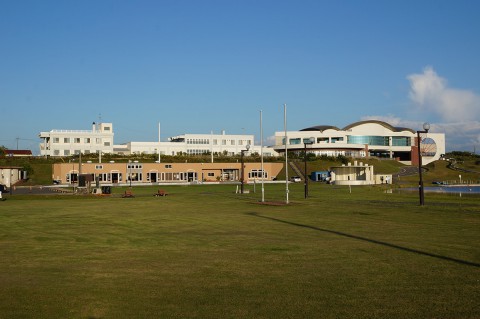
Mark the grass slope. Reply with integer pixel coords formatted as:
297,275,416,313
1,184,479,318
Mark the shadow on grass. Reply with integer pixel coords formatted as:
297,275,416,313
247,212,480,268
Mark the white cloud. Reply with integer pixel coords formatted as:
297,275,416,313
407,66,480,122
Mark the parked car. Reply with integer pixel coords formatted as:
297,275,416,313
290,176,302,182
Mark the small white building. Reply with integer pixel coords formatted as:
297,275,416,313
0,166,25,187
330,161,375,185
329,161,393,186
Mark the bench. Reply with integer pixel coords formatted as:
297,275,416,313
122,190,135,198
154,189,168,197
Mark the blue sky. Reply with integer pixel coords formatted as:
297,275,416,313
1,0,479,153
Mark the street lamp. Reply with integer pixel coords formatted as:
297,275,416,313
240,144,250,194
417,122,430,206
304,138,314,198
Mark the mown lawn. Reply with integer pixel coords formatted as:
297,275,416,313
0,183,479,318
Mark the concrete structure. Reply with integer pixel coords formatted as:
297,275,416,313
39,122,114,156
274,120,445,165
329,161,392,186
0,166,25,187
330,162,375,185
52,161,283,185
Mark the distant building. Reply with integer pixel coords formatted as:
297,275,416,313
39,122,114,157
4,149,33,157
114,132,278,157
40,123,278,157
274,120,445,165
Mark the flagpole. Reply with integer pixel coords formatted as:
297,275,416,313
284,104,289,204
260,110,265,202
158,122,161,163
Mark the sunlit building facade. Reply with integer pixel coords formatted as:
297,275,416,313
273,120,445,165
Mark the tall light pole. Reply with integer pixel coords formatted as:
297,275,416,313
260,110,265,202
417,123,430,206
284,104,289,204
240,144,250,194
304,138,314,198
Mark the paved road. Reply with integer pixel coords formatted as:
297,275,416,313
5,186,70,195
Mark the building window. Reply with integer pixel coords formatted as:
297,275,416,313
207,172,215,177
64,150,70,155
289,138,301,145
95,165,103,169
222,140,226,145
392,137,411,146
231,140,235,145
74,138,81,143
96,138,102,144
248,169,268,179
54,150,60,155
104,142,111,146
213,139,217,145
347,136,389,146
331,137,344,143
165,164,172,169
64,138,70,143
84,138,91,143
53,138,60,143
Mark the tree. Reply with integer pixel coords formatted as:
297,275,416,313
0,145,6,156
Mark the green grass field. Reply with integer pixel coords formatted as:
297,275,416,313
1,183,479,318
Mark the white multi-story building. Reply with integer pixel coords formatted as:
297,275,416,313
39,124,278,157
273,120,445,165
39,122,114,157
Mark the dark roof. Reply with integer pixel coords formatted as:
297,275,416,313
300,125,341,132
342,120,416,133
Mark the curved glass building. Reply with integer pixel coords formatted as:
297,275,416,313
273,120,445,165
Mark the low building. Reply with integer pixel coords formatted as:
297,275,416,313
330,162,375,185
4,150,33,157
274,120,445,165
329,161,392,186
0,166,26,187
52,161,283,185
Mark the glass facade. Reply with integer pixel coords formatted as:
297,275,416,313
347,136,389,146
392,137,411,146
